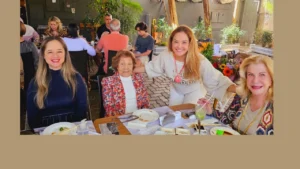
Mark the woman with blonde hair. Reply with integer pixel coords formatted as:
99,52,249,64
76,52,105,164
202,55,274,135
44,16,67,37
26,36,88,129
134,25,236,105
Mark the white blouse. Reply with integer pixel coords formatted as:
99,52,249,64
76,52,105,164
145,50,234,103
120,76,138,113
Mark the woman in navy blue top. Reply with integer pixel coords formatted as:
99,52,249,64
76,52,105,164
26,36,88,129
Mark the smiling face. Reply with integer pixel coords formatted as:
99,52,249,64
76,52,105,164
117,56,134,77
44,40,65,70
50,21,58,31
171,32,190,58
246,63,272,97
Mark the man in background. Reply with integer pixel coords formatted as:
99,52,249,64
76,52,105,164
96,13,112,39
96,19,128,74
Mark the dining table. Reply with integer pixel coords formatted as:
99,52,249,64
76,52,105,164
93,104,233,135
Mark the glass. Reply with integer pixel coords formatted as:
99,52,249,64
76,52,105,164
195,104,208,135
99,124,112,135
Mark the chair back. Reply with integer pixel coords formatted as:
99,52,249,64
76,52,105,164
96,75,110,118
69,50,88,84
21,52,36,92
107,50,118,76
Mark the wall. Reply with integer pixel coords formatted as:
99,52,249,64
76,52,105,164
27,0,236,43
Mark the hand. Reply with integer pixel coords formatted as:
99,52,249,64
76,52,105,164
197,98,213,114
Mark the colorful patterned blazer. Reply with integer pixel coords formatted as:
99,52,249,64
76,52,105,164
211,94,274,135
101,72,150,117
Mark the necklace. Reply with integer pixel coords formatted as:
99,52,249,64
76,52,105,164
236,99,266,135
173,56,185,83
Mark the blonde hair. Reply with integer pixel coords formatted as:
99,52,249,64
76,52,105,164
168,25,201,81
111,50,136,72
34,36,77,109
236,55,274,100
44,16,66,37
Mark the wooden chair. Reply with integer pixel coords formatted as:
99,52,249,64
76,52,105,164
69,50,89,85
97,75,109,118
20,52,36,92
107,50,118,76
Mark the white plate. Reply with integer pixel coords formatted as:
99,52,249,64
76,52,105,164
41,122,76,135
132,109,159,123
210,126,240,135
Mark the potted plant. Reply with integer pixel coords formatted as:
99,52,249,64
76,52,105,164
192,20,212,53
156,17,173,46
261,30,273,48
220,23,246,45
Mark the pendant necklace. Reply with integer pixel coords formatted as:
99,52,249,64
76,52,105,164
173,56,185,83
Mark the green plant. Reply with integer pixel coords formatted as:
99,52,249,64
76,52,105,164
201,43,214,62
84,0,143,41
253,28,263,44
220,24,246,44
264,0,273,14
156,17,173,43
262,30,273,48
192,20,212,40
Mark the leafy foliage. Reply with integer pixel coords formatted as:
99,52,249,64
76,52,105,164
192,20,212,40
220,24,246,44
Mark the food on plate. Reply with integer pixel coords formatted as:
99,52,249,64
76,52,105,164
223,131,233,135
51,127,70,135
175,127,191,135
160,127,176,135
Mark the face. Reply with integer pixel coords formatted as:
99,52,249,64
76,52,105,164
117,56,134,77
246,63,272,97
44,40,65,70
171,31,190,58
104,16,112,26
50,21,58,31
136,27,146,36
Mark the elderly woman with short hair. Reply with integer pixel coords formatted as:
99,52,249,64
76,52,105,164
101,50,149,117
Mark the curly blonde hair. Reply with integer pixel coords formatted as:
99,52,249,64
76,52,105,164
168,25,202,81
44,16,67,37
236,55,274,100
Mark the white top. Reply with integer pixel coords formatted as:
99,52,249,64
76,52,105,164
62,37,96,56
145,50,234,102
120,76,138,113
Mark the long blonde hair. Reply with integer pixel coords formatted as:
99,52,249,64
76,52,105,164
44,16,66,37
34,36,77,109
236,55,274,100
168,25,201,81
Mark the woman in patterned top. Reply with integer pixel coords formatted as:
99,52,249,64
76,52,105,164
101,50,149,117
202,55,274,135
44,16,67,38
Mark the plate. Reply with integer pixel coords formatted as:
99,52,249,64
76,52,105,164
210,126,240,135
41,122,76,135
132,109,159,123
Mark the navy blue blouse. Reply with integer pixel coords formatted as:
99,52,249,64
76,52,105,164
26,69,87,129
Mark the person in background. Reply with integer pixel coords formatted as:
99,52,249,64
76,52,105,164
26,36,88,129
20,21,39,70
96,13,112,39
134,25,236,106
44,16,67,38
101,50,149,117
202,55,274,135
62,23,96,57
96,19,129,74
20,18,40,43
134,22,154,65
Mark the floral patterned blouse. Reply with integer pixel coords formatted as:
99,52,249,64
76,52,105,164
101,72,150,117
